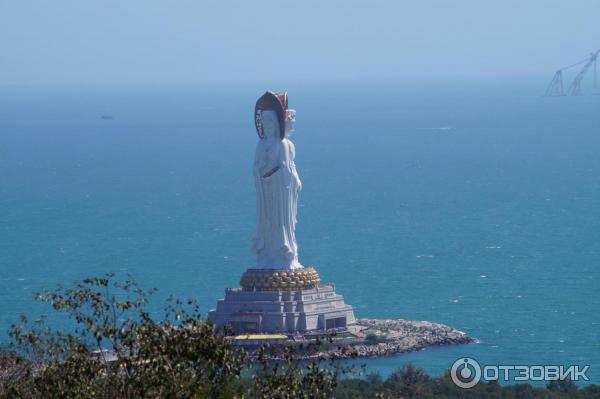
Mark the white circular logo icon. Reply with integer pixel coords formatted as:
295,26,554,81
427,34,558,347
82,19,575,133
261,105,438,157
451,357,482,388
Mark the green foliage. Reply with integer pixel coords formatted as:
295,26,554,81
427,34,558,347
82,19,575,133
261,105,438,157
1,274,598,398
364,333,381,346
335,365,600,399
547,377,578,394
0,274,340,398
251,349,337,399
383,363,431,397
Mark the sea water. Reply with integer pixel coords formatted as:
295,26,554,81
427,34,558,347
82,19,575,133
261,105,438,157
0,80,598,382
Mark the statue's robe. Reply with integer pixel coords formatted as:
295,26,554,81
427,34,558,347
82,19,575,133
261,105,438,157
252,137,302,270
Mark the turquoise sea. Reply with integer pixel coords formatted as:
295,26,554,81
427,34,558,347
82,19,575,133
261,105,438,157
1,80,598,382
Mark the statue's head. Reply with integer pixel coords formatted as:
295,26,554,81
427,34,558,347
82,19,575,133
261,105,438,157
255,91,291,139
261,110,280,139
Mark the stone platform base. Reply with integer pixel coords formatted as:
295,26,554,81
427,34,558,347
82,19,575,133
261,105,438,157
208,283,356,334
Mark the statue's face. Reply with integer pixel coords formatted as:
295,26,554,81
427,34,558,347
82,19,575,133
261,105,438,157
285,109,296,136
261,111,279,139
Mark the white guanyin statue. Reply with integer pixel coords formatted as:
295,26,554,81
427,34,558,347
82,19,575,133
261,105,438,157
251,91,303,270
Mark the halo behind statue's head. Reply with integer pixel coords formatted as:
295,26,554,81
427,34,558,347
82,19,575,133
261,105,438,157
255,91,288,139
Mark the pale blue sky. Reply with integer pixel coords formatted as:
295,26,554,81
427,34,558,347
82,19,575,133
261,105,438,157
1,0,599,85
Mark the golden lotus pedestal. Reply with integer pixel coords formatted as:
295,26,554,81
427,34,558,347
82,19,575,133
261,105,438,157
208,266,356,334
240,267,320,291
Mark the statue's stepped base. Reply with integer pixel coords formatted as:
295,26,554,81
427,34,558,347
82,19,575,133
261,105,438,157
208,283,356,334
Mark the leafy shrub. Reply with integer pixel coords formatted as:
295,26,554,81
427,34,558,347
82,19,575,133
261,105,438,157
1,274,598,398
364,333,381,346
0,274,338,398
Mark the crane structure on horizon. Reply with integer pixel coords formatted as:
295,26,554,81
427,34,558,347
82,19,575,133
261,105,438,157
545,49,599,96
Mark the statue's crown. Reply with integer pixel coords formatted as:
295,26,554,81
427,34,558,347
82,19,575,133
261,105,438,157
254,91,288,139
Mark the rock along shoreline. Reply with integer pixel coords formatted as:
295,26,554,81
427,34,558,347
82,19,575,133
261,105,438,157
331,319,477,359
292,319,476,360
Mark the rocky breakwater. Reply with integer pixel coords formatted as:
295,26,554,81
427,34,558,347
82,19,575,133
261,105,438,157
319,319,477,359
